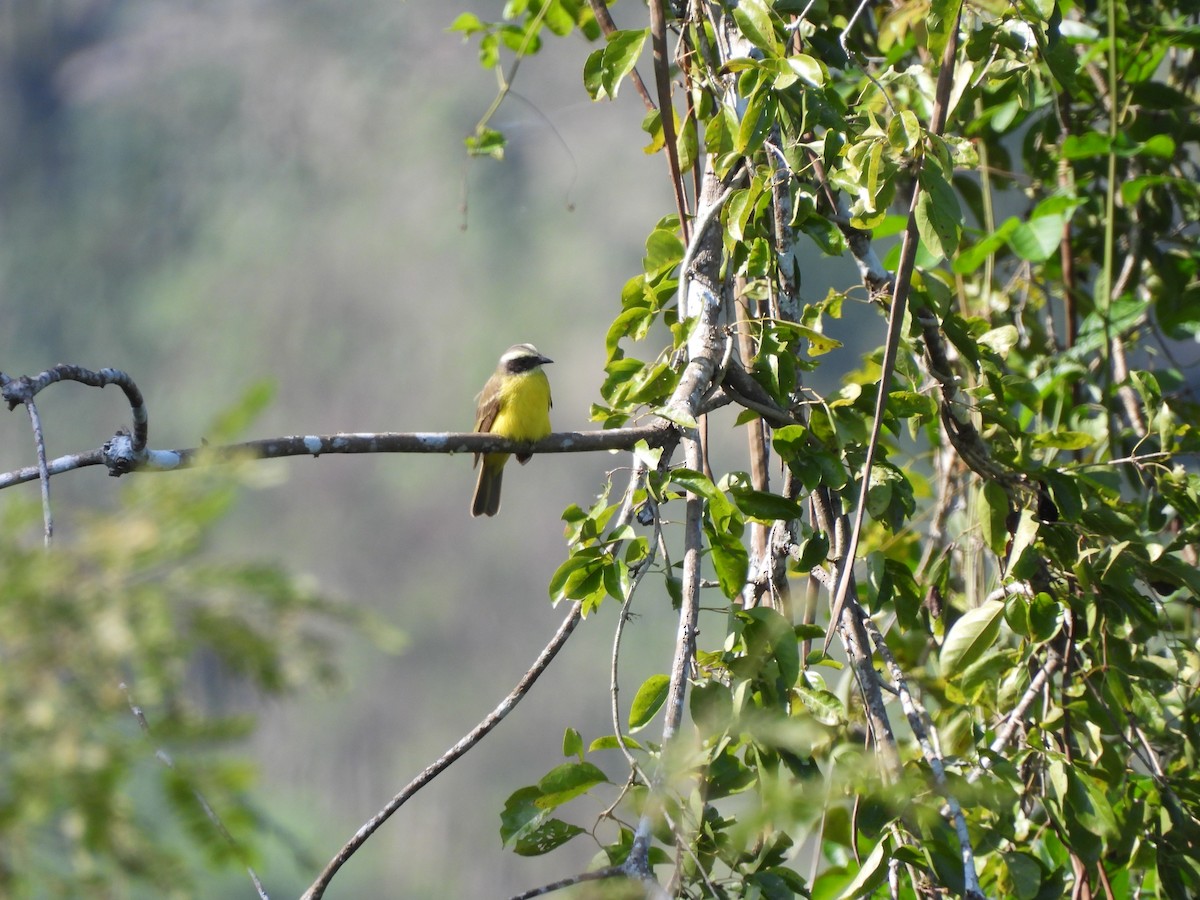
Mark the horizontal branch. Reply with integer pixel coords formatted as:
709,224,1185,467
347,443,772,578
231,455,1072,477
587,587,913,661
0,424,674,489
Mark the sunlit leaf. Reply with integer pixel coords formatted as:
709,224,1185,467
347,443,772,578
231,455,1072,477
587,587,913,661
629,674,670,730
940,599,1005,674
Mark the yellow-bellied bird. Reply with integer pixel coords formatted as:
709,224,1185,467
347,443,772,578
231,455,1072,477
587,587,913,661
471,343,553,517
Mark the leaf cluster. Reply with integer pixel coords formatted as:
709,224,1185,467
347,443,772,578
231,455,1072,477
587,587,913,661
0,395,377,896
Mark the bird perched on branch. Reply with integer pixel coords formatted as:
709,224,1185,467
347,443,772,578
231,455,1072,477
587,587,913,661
471,343,553,517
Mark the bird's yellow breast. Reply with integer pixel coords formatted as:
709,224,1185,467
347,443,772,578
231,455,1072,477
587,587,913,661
491,368,552,441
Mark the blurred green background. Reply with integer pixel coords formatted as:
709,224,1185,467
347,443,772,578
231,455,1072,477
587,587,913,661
0,1,682,896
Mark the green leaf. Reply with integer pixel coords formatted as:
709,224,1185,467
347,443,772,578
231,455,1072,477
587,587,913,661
952,217,1019,274
729,487,805,522
1007,508,1040,575
448,12,487,36
743,607,800,688
785,53,825,86
1060,131,1111,159
562,727,583,761
926,0,964,59
500,785,545,847
1002,851,1046,900
465,127,506,160
710,534,750,598
940,599,1005,675
1009,214,1065,262
672,470,743,535
1029,592,1062,642
644,227,684,276
979,481,1010,558
600,29,649,100
690,681,734,733
837,838,889,898
978,324,1019,355
510,818,586,856
915,165,962,261
547,548,606,604
736,86,776,156
794,531,830,569
887,109,922,153
732,0,782,57
1041,471,1082,524
588,734,643,753
536,761,609,809
795,683,844,726
1031,430,1094,451
629,673,670,730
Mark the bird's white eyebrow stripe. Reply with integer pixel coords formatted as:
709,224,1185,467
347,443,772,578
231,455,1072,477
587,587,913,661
501,345,538,363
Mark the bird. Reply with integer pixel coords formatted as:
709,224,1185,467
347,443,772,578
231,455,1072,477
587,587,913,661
470,343,553,517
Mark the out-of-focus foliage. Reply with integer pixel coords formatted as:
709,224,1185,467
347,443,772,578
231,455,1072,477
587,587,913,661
456,1,1200,898
0,388,372,897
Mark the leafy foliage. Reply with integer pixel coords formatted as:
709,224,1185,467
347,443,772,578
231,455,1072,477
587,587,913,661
460,1,1200,898
0,393,372,896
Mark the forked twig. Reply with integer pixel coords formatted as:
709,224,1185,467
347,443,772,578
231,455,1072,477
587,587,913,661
122,683,268,900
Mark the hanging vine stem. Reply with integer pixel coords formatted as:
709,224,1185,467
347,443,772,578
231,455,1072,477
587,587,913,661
824,9,964,655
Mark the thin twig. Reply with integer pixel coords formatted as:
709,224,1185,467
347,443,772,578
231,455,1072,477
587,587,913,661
122,683,268,900
507,865,630,900
649,0,691,245
611,460,658,776
301,602,584,900
22,397,53,545
969,648,1063,782
824,9,963,655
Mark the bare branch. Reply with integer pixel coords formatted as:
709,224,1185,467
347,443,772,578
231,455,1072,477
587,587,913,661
0,423,675,489
507,866,631,900
301,602,584,900
2,365,148,452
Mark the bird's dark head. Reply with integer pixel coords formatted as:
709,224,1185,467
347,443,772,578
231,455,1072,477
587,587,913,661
499,343,553,374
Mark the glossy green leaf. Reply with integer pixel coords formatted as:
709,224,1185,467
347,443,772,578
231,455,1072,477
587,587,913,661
915,165,962,260
732,0,782,57
629,674,670,730
940,599,1005,675
710,532,750,598
599,29,648,100
510,818,586,856
562,727,583,761
980,482,1010,558
536,761,609,809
